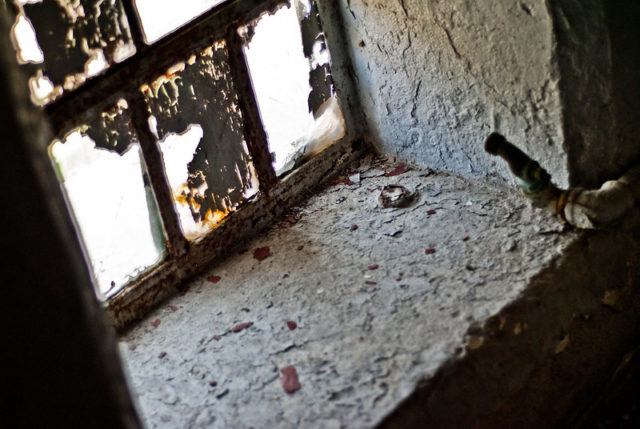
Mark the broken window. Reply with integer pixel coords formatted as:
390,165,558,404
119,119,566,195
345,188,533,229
142,42,259,240
50,100,166,297
8,0,346,302
242,1,344,175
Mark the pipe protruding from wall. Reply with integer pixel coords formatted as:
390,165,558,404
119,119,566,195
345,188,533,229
485,133,639,229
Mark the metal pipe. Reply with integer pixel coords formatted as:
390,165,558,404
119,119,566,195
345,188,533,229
484,133,639,229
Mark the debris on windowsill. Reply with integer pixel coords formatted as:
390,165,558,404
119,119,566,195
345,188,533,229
280,365,301,394
253,247,271,261
379,185,417,208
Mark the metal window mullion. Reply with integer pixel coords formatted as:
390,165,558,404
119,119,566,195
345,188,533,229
226,28,277,192
129,93,189,257
120,0,147,48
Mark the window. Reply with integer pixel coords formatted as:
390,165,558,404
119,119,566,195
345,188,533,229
8,0,346,306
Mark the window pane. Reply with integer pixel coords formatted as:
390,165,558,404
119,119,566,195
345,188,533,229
50,100,166,298
10,0,136,106
142,41,259,240
241,1,345,175
133,0,226,44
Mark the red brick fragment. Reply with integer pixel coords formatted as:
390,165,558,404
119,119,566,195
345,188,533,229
368,264,379,270
385,164,408,177
350,225,359,231
280,365,301,394
253,247,271,261
168,305,178,312
152,319,161,328
158,351,167,359
286,321,297,330
365,280,377,285
207,275,221,284
231,322,253,333
208,381,218,387
427,209,437,215
425,248,436,255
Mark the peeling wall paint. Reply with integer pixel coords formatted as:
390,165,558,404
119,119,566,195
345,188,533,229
338,0,568,187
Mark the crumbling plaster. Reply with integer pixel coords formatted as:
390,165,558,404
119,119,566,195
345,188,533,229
337,0,568,187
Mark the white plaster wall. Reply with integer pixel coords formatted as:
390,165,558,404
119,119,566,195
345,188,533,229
338,0,569,187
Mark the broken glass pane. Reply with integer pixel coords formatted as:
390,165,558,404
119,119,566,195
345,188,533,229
133,0,226,44
241,1,345,175
10,0,136,106
49,100,166,298
142,41,259,240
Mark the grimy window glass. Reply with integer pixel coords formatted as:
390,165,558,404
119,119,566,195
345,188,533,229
7,0,344,300
142,41,259,240
10,0,136,105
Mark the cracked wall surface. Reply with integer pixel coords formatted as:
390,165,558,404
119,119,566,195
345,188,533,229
337,0,568,187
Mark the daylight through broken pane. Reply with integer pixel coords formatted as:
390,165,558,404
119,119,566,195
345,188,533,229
10,0,136,106
49,101,166,298
133,0,227,44
142,42,259,240
242,1,345,175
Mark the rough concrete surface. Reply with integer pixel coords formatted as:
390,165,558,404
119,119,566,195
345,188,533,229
121,156,584,428
337,0,568,187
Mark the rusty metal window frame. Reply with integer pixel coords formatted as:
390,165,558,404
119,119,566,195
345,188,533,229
7,0,350,327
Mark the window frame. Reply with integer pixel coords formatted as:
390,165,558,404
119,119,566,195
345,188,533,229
7,0,361,328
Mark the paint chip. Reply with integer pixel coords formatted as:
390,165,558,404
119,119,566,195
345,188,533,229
253,247,271,261
330,177,355,186
350,225,359,231
158,351,167,359
385,164,408,177
427,209,437,215
207,275,221,283
208,381,218,387
286,321,297,330
231,322,253,333
168,305,178,312
152,319,161,328
425,248,436,255
280,365,301,394
365,280,377,285
368,264,379,270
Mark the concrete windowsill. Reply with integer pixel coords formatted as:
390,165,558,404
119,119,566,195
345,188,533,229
120,155,639,428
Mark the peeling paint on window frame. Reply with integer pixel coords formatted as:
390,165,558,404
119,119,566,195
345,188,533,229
5,0,361,330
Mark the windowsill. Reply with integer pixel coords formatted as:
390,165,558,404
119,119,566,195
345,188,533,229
119,155,637,427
